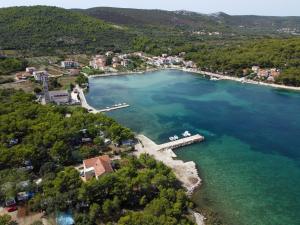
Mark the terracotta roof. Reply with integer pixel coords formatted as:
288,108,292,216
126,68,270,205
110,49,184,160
83,155,113,178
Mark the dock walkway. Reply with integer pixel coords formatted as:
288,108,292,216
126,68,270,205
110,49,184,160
137,134,204,153
76,85,130,113
158,134,204,151
98,104,130,112
135,134,204,195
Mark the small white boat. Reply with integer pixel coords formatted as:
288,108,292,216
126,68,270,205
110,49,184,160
169,137,175,141
182,131,191,137
210,77,219,81
174,135,179,140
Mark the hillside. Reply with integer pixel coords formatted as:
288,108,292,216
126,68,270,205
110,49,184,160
75,7,221,31
0,6,136,55
77,7,300,36
0,6,299,56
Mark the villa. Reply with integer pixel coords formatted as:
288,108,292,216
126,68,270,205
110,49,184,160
48,90,70,105
252,66,260,73
90,55,107,70
82,155,113,181
121,59,130,67
105,51,114,57
33,71,48,82
25,67,36,74
61,60,79,69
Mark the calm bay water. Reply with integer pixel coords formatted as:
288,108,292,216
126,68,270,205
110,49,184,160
85,70,300,225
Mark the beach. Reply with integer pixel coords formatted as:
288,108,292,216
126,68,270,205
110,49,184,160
182,68,300,91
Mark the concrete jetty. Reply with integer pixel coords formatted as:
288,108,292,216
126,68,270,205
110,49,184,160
135,134,204,195
76,85,130,113
98,104,130,112
158,134,204,151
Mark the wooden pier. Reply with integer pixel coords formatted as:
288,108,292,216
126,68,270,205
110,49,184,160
158,134,204,151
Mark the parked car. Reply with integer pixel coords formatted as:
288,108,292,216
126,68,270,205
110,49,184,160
5,198,17,212
6,205,17,212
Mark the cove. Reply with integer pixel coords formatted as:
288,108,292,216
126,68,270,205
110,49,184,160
85,70,300,225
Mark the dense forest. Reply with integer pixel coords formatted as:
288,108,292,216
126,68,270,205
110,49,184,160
0,89,133,169
77,7,300,36
0,6,135,55
183,38,299,71
1,6,300,56
29,155,194,225
181,38,300,86
0,89,194,225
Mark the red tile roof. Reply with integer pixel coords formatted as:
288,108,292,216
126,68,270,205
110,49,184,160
83,155,113,178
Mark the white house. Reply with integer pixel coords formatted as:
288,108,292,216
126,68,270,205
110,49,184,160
61,61,79,69
49,90,70,105
33,71,48,82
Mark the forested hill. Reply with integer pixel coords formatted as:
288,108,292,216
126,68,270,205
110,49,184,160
0,6,135,55
1,6,300,56
74,7,221,31
77,7,300,35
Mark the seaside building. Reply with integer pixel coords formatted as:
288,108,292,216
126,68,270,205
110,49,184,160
184,61,196,68
48,90,70,105
270,68,281,77
83,155,113,181
61,61,79,69
257,69,270,78
33,71,48,82
121,59,130,67
112,56,120,64
252,66,260,73
89,55,107,70
105,51,114,57
112,63,120,68
25,67,36,74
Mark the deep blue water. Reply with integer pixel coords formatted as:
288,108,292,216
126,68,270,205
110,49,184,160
86,70,300,225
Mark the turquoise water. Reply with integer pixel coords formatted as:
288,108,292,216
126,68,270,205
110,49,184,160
56,211,74,225
86,70,300,225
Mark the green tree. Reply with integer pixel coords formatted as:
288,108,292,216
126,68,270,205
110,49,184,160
89,203,101,222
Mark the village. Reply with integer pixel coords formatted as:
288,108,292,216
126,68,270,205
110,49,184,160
9,50,283,107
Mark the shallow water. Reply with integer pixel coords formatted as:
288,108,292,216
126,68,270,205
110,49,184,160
86,70,300,225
